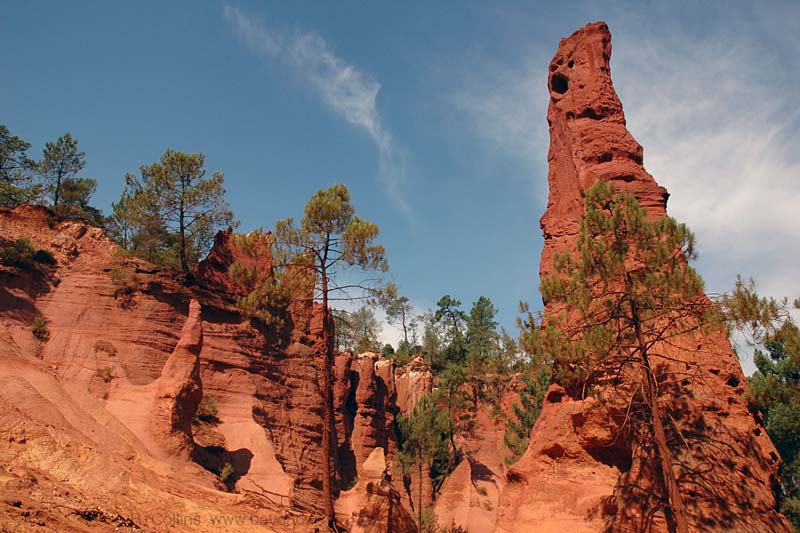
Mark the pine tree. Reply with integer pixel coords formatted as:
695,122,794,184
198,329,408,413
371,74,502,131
0,124,41,207
465,295,499,398
466,296,498,359
541,181,715,533
38,132,85,207
434,295,467,364
111,150,234,274
385,289,415,355
397,395,450,529
503,367,550,463
346,305,382,353
232,184,387,528
722,279,800,529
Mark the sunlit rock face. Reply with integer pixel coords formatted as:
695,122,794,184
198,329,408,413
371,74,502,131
495,21,791,533
0,206,425,529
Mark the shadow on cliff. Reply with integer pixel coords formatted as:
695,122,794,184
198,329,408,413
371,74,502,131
193,443,254,492
596,358,786,532
0,259,57,324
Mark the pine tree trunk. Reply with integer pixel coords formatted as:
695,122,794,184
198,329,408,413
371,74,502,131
402,311,409,350
178,183,189,275
418,460,423,529
631,298,690,533
321,261,335,528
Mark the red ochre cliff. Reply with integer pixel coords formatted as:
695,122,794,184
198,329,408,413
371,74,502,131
495,21,791,533
0,205,416,532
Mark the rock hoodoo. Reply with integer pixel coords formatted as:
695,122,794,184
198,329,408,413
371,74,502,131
151,298,204,458
495,21,791,533
335,447,417,533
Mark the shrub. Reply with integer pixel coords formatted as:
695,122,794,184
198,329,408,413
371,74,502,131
1,239,56,269
110,265,139,308
195,395,219,423
98,365,114,383
219,462,235,483
476,485,488,497
31,317,49,342
94,340,117,357
1,238,36,268
32,249,56,265
110,265,137,292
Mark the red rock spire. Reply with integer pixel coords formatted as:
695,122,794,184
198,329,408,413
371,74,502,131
495,21,792,533
540,21,668,281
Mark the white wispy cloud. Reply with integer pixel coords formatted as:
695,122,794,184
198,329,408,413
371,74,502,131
458,24,799,302
456,52,551,183
613,35,800,301
222,4,410,215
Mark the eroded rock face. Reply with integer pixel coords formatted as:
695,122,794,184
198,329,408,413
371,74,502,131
336,352,399,483
0,208,429,528
394,355,433,414
496,21,791,533
335,447,418,533
151,298,204,457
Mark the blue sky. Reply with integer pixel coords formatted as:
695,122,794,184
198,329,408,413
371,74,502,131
3,1,798,372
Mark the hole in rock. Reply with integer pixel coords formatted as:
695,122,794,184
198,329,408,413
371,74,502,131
598,152,612,163
578,107,601,120
551,73,569,94
587,442,632,473
568,60,574,68
542,443,565,459
726,375,740,388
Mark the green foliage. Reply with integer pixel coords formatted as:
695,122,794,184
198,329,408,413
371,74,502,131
1,238,58,270
38,132,86,207
110,150,235,274
540,180,712,397
420,312,444,366
434,295,468,366
219,461,235,483
31,316,49,342
393,351,413,367
397,395,452,527
229,229,301,329
0,124,41,208
195,395,220,423
504,367,551,464
110,265,139,298
384,286,418,354
233,184,387,328
466,296,498,362
432,362,476,468
381,343,395,358
338,305,382,353
540,181,712,530
1,238,36,268
234,184,387,524
53,177,103,225
439,520,468,533
31,249,55,265
464,296,501,400
98,365,115,383
723,280,800,530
